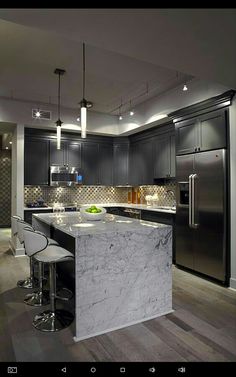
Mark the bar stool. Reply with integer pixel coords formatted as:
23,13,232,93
23,228,74,332
16,219,38,289
16,219,58,291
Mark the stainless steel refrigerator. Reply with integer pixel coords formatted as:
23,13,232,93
176,149,228,283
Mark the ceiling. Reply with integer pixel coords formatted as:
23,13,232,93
0,9,235,117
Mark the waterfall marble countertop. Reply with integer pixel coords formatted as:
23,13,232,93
32,212,173,342
32,211,170,237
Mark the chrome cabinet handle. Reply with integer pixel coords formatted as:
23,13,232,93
188,174,193,228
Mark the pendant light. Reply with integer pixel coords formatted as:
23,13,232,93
79,42,92,139
54,68,65,150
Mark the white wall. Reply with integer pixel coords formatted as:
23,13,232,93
10,124,25,256
229,99,236,289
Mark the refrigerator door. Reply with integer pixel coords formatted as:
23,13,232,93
193,149,226,281
176,155,194,269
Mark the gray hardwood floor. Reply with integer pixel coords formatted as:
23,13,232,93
0,229,236,362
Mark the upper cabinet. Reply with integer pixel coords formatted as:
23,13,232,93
113,143,129,186
24,138,49,185
81,141,113,185
129,138,154,186
175,118,198,155
153,133,175,178
50,140,66,165
198,110,227,151
175,109,227,155
49,140,81,167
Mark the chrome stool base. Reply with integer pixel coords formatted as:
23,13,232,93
17,277,38,289
33,309,74,332
24,290,50,306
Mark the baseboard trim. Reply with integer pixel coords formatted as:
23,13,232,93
9,239,25,257
230,278,236,290
73,308,174,342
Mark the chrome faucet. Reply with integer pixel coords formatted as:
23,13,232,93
164,189,176,208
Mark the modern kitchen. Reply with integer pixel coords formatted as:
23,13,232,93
0,8,236,370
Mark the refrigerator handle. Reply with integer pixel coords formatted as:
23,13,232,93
188,174,193,228
192,174,198,228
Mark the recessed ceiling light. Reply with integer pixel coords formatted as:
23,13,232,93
183,84,188,91
6,147,9,150
9,141,12,144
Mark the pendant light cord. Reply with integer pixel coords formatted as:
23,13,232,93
83,42,85,99
58,72,61,120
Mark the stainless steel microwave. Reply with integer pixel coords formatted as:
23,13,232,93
49,165,83,186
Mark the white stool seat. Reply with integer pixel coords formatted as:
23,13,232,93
34,245,74,264
48,237,59,246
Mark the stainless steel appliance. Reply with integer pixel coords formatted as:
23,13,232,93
176,149,227,283
50,165,83,186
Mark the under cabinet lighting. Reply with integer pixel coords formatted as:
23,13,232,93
183,84,188,91
130,110,134,116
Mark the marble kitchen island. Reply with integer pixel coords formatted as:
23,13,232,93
32,212,173,342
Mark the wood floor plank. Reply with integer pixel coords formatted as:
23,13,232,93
0,233,236,362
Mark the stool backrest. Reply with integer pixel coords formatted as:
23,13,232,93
11,215,22,236
23,228,48,257
17,220,32,244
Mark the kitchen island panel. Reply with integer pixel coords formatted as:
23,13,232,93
75,226,172,341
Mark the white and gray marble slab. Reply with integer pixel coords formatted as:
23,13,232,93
33,212,173,342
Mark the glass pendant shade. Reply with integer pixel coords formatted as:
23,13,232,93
56,119,62,150
81,105,87,139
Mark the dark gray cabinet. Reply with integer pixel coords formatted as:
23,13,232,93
199,110,226,151
50,141,81,167
67,142,81,167
113,144,129,186
129,139,154,186
81,142,99,185
24,209,53,225
81,142,113,185
175,118,198,155
24,139,49,185
154,133,175,178
99,143,113,185
175,109,227,155
50,140,66,165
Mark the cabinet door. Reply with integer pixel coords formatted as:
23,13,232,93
154,135,170,178
81,142,99,185
170,134,176,178
99,143,113,185
138,139,153,184
24,139,49,185
175,118,198,155
113,144,129,186
199,109,226,152
67,142,81,167
50,140,66,165
129,143,140,186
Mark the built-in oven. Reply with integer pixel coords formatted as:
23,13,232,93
50,165,83,187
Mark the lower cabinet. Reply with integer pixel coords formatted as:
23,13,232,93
24,209,53,225
141,210,176,263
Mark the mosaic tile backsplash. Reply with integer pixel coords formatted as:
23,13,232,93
24,182,176,207
0,150,11,226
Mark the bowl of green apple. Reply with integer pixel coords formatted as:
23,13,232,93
80,205,107,221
